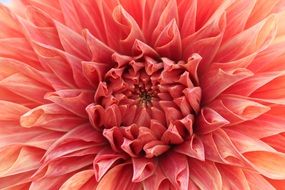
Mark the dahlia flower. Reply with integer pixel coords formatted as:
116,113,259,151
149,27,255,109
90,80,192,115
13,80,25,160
1,0,285,189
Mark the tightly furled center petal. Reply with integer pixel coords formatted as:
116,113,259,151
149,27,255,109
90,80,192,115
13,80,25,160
87,50,202,158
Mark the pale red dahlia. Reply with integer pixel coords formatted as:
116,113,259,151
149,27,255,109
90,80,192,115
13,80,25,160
1,0,285,189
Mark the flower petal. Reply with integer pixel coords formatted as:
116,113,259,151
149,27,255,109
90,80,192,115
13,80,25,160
97,164,142,190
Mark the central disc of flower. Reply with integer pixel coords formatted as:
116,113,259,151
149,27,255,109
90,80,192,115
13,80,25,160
89,53,202,158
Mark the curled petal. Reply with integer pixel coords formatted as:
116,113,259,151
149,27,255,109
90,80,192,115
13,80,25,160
155,19,182,60
197,107,229,134
175,135,205,161
132,158,157,182
183,87,201,113
144,0,178,41
93,148,126,181
161,123,184,144
160,152,189,190
103,127,124,152
143,141,169,158
112,5,144,52
132,39,159,59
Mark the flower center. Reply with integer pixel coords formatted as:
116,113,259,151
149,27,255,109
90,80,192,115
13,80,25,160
139,91,152,104
88,53,202,158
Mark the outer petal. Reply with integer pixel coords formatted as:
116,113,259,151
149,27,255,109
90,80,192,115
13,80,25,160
132,157,157,182
188,159,222,190
59,170,96,190
160,152,189,190
97,164,142,190
45,89,93,118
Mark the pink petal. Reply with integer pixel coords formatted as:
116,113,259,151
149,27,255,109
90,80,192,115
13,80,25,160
97,164,142,190
0,73,51,104
216,14,277,62
197,107,229,134
54,20,91,60
0,100,29,121
202,68,253,104
243,151,285,179
0,146,44,177
20,103,85,131
93,148,126,181
0,5,23,38
175,135,205,161
45,89,93,118
132,157,156,182
154,19,182,60
32,155,94,179
59,170,96,190
178,0,197,38
160,152,189,190
217,164,250,190
243,171,275,190
188,159,222,190
209,95,270,125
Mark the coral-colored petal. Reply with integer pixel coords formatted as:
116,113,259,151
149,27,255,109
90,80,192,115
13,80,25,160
243,171,275,190
243,151,285,179
30,173,74,190
160,152,189,190
217,164,250,190
0,73,51,104
59,170,96,190
197,107,229,134
45,89,93,118
175,135,205,161
54,21,91,60
0,100,29,121
155,19,181,60
188,159,222,190
132,157,156,182
93,148,126,181
97,164,142,190
217,15,277,62
0,146,44,177
202,68,253,104
209,95,270,125
20,103,85,131
0,5,23,38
